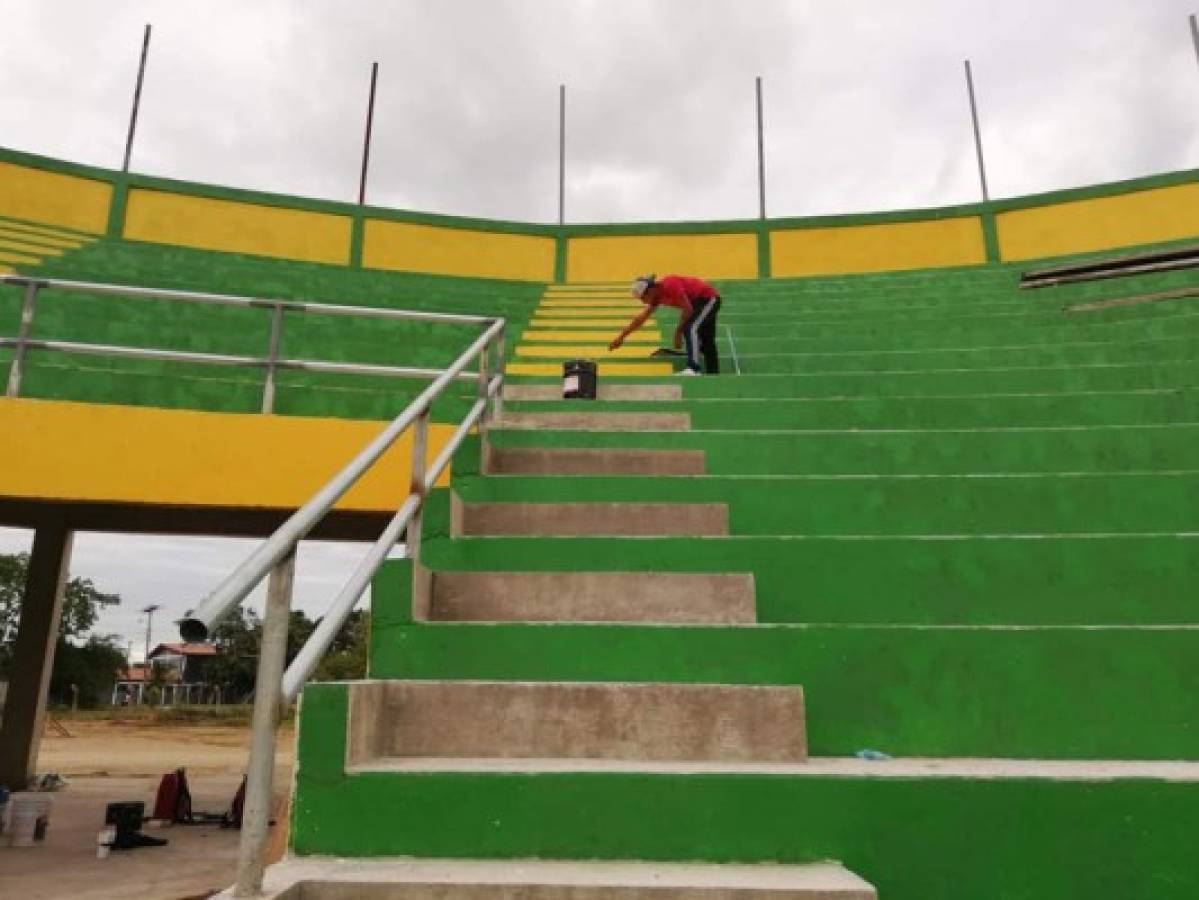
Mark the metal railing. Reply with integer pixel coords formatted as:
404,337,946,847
2,273,507,895
1,274,495,408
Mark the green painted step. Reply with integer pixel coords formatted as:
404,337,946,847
449,472,1199,536
417,533,1199,626
486,423,1199,475
506,390,1199,429
295,688,1199,898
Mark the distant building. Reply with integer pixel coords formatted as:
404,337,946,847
111,643,221,706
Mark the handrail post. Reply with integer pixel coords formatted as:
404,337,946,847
476,341,491,458
491,325,507,423
6,282,41,398
233,548,296,897
407,409,430,565
261,304,285,414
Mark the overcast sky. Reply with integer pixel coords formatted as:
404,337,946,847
4,0,1199,654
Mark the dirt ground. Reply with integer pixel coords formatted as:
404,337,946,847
0,719,295,900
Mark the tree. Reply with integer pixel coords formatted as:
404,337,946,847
314,611,369,682
0,552,121,678
50,635,128,708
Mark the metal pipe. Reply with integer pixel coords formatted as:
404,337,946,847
233,550,295,897
5,282,39,397
260,304,284,414
725,324,742,375
179,318,504,642
0,337,483,383
0,274,497,326
1191,15,1199,71
358,62,379,206
558,84,566,226
490,329,507,423
964,59,991,202
122,24,151,173
280,393,491,701
756,76,767,219
280,493,420,702
406,409,430,565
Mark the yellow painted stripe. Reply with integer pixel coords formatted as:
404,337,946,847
0,226,88,248
522,330,661,343
0,265,13,275
543,290,634,298
532,318,659,328
508,361,674,377
0,397,455,510
517,345,661,359
529,308,645,318
0,251,42,265
0,161,111,233
0,217,94,240
541,299,643,308
0,237,63,257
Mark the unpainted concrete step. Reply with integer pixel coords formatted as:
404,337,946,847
487,446,706,476
250,859,875,899
427,571,756,623
499,410,691,431
347,680,807,765
503,383,683,401
452,499,729,537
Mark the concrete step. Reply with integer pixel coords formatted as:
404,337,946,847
426,571,756,623
250,859,876,899
499,411,690,431
487,446,706,476
346,680,807,765
503,383,682,401
452,498,729,537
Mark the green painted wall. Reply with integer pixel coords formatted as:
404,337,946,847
292,683,1199,899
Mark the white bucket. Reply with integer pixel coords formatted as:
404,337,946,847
8,794,52,847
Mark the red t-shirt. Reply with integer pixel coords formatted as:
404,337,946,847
650,275,719,315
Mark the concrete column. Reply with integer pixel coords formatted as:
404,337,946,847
0,521,74,789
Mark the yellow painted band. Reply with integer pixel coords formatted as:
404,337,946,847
0,227,87,249
516,344,660,359
0,251,42,265
528,308,648,318
0,218,95,241
997,183,1199,261
124,189,352,265
566,232,758,282
508,361,674,377
532,318,659,328
521,330,661,342
0,237,62,256
0,161,112,234
770,216,987,277
0,398,454,511
364,219,554,281
541,299,645,308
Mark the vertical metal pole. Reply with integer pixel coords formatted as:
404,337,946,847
558,84,566,226
407,412,430,565
122,24,152,173
475,345,491,460
358,62,379,206
756,76,767,219
6,282,40,398
233,549,296,898
491,326,507,423
964,60,991,202
261,304,284,414
725,325,742,376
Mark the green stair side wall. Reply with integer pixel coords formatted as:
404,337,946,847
292,682,1199,900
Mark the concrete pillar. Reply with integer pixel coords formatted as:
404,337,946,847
0,521,74,789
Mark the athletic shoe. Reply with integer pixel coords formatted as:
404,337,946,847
675,368,701,376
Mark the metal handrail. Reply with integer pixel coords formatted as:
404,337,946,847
1,274,494,406
179,316,505,644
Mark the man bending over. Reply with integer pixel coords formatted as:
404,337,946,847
608,273,722,375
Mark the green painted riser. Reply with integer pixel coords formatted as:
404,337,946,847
508,391,1199,429
488,424,1199,475
450,472,1199,536
292,685,1199,900
17,362,474,421
366,612,1199,759
719,311,1199,353
737,335,1199,373
417,534,1199,626
513,362,1199,397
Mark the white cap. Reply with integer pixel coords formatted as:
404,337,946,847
630,274,655,298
